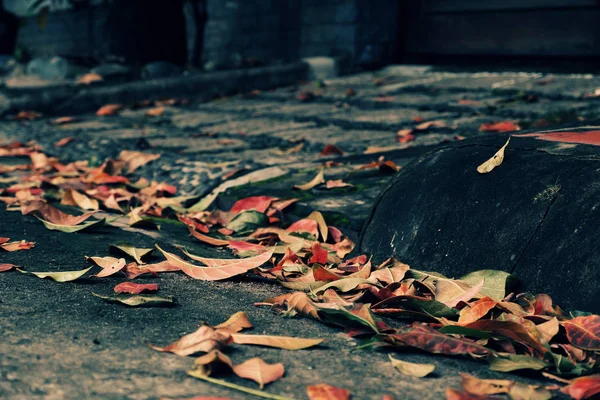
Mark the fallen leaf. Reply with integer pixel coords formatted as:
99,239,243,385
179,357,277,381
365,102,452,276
37,216,105,233
476,136,510,174
325,179,353,189
114,282,159,294
145,106,165,117
256,292,320,319
214,311,253,333
226,210,269,233
97,104,122,116
77,72,103,84
93,293,174,307
0,240,35,252
460,373,512,395
51,116,75,125
231,333,324,350
487,354,549,372
22,201,98,226
388,354,435,377
445,388,489,400
321,144,344,156
307,211,328,242
118,150,161,173
92,257,127,278
287,218,319,237
415,120,445,130
460,270,513,300
156,245,273,281
310,242,329,265
188,227,229,247
294,169,325,191
17,267,92,282
464,320,548,356
230,195,274,214
561,375,600,399
62,189,99,210
231,358,285,389
12,111,41,121
0,263,17,272
562,315,600,350
307,384,350,400
149,324,232,356
54,137,75,147
479,121,520,132
110,242,154,264
458,297,497,325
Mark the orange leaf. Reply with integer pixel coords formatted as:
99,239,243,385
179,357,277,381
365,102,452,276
188,226,229,246
114,282,158,294
91,257,127,278
325,179,353,189
0,240,35,252
256,291,320,320
230,333,324,350
479,121,520,132
287,218,319,237
415,120,445,130
12,111,41,120
310,242,328,264
307,384,350,400
145,106,165,117
156,245,273,280
458,297,497,325
464,320,548,356
213,311,253,333
54,137,75,147
51,116,75,125
562,315,600,350
77,72,103,85
445,388,490,400
96,104,122,116
561,375,600,399
232,358,284,389
21,201,98,226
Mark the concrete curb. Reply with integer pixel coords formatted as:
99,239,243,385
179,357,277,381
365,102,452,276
0,62,308,116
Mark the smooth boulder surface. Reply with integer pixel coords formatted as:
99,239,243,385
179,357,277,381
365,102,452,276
360,127,600,312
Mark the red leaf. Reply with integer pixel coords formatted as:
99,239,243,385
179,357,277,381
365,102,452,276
96,104,122,116
230,196,274,214
479,121,520,132
54,137,75,147
561,375,600,399
188,226,229,247
321,144,344,156
0,263,17,272
562,315,600,350
385,324,489,356
0,240,35,252
458,297,497,325
287,219,319,236
114,282,159,294
307,384,351,400
310,242,328,265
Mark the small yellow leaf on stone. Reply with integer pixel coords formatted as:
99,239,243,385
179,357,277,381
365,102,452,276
477,136,511,174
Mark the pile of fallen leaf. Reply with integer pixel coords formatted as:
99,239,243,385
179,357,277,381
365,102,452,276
2,139,600,400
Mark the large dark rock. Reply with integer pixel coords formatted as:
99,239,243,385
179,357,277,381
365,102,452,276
360,127,600,312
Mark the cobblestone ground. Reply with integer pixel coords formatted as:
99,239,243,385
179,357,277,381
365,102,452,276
2,66,599,399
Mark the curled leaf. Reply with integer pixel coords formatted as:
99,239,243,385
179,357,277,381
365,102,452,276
18,267,92,282
110,242,154,264
149,324,231,356
231,333,324,350
476,137,510,174
294,169,325,191
232,358,285,389
214,311,253,333
114,282,159,294
93,293,174,307
0,263,17,272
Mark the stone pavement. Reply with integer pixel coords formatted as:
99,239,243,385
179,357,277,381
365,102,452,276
2,65,599,399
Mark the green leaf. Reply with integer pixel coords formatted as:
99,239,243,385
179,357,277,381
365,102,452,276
110,242,153,264
388,354,435,377
226,211,269,234
187,192,218,212
92,293,175,307
438,325,492,340
460,270,516,300
488,354,548,372
317,304,380,334
549,352,589,376
17,267,92,282
36,217,106,233
313,278,376,294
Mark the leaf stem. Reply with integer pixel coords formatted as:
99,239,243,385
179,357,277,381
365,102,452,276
187,371,296,400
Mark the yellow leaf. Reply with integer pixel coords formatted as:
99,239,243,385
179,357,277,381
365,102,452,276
477,136,511,174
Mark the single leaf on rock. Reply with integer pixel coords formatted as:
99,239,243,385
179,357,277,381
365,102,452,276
110,242,154,264
562,315,600,351
460,270,514,300
114,282,159,294
487,354,549,372
36,216,105,233
214,311,253,333
384,324,489,356
458,297,498,326
0,263,17,272
388,354,435,377
156,245,272,281
231,333,324,350
231,358,284,390
294,168,325,191
18,267,92,282
476,137,511,174
92,257,126,278
93,293,174,307
307,384,350,400
149,325,232,356
561,375,600,400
